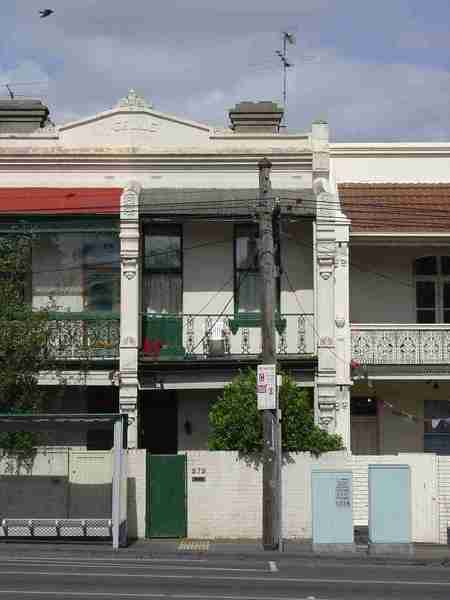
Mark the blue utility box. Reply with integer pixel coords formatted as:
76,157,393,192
311,470,355,553
368,464,412,555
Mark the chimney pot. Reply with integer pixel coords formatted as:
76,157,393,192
229,101,284,134
0,99,50,133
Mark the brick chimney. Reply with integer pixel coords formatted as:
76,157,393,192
0,99,50,133
228,101,284,134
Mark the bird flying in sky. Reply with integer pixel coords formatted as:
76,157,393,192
39,9,54,18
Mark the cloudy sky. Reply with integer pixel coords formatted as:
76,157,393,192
2,0,450,141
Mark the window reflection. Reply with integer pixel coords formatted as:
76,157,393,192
32,232,120,313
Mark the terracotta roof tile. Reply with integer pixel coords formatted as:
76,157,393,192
0,188,122,214
339,183,450,232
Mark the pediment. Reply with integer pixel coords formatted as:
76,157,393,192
59,90,211,148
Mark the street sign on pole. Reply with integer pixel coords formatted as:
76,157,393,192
257,364,277,410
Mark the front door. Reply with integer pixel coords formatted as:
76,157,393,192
146,454,186,538
351,416,378,454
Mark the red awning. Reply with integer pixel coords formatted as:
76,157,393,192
0,188,122,214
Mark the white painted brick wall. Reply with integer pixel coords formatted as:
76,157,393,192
3,448,448,543
351,453,439,543
183,451,442,543
185,451,262,539
438,456,450,544
282,451,352,539
126,449,146,540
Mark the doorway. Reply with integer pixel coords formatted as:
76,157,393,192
139,391,178,453
351,397,379,455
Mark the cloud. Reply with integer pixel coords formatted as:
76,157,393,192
2,0,450,140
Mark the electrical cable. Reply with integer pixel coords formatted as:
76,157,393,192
282,262,429,425
0,237,234,277
282,265,349,369
185,268,252,355
6,191,450,218
281,231,427,293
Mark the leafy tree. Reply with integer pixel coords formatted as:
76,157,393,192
209,369,343,455
0,234,54,462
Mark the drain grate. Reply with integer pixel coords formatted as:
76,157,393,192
178,539,210,552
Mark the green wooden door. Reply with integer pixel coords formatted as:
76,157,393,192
147,454,186,538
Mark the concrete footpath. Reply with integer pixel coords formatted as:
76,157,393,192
0,538,449,566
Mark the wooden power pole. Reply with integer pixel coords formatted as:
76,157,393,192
257,157,281,550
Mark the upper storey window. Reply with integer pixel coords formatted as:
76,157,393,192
415,256,450,323
143,224,182,315
234,224,260,314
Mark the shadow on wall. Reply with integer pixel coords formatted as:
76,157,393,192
126,477,139,540
237,452,299,470
0,476,68,518
69,483,112,518
0,476,113,519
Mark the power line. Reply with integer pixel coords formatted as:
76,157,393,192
5,192,450,222
283,260,433,427
282,265,349,369
282,231,425,293
19,237,235,277
185,269,251,355
139,271,235,318
6,196,450,226
191,272,235,316
5,214,450,280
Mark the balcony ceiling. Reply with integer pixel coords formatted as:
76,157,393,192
140,188,315,220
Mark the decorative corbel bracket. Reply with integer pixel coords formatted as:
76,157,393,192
318,399,337,432
121,257,138,280
317,242,336,280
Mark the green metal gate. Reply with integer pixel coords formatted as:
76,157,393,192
146,454,186,538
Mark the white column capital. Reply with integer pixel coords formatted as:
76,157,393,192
120,182,141,221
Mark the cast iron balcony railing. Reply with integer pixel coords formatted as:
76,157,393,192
142,313,315,359
47,312,120,360
351,323,450,365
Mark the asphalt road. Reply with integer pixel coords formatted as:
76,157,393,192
0,553,450,599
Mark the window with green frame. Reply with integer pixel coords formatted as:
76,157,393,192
234,224,260,314
234,223,281,317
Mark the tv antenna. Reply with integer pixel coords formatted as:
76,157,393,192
1,81,47,100
276,32,296,124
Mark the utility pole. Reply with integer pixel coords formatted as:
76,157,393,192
257,157,281,550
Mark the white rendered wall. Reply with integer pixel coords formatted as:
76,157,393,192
0,166,311,190
182,222,313,317
183,223,233,315
60,111,210,149
280,221,314,314
349,245,450,324
331,146,450,183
